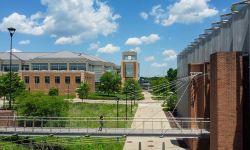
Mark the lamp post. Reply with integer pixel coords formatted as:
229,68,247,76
115,96,120,128
125,87,128,120
8,27,16,110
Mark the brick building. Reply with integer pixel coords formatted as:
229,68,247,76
177,2,250,150
0,51,117,95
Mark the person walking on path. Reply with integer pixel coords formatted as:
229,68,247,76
98,114,104,131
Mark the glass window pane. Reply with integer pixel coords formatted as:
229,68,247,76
75,76,81,84
55,76,60,84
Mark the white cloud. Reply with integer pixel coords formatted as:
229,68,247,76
97,44,120,54
129,47,141,53
125,34,160,46
163,49,177,60
140,12,148,20
144,56,155,62
149,0,218,26
6,48,22,52
18,40,30,45
151,62,168,68
88,42,100,50
0,0,120,44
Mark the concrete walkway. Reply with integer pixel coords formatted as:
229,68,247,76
123,91,186,150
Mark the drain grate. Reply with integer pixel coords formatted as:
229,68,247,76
126,141,133,143
148,145,154,147
147,140,154,142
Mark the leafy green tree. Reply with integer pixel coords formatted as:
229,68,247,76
48,87,59,96
76,83,90,101
123,79,141,100
150,77,169,96
163,93,177,112
0,73,25,109
99,72,121,96
16,92,69,117
166,68,177,82
166,68,177,92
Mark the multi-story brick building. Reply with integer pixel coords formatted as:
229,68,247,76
0,51,117,95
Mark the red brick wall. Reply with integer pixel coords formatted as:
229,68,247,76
210,52,245,150
19,71,95,95
0,110,15,127
187,64,209,150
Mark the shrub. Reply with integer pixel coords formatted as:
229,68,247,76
48,88,59,96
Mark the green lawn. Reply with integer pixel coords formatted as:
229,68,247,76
0,136,125,150
66,103,137,128
86,92,144,100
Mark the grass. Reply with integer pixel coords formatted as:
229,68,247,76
66,103,137,128
86,92,144,100
0,136,125,150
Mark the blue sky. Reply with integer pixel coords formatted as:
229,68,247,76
0,0,238,77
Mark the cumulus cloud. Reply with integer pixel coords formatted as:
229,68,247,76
163,49,177,60
6,48,22,52
151,62,167,68
125,34,160,46
88,42,100,50
144,56,155,62
18,40,30,45
140,12,148,20
97,44,120,54
129,47,141,53
149,0,218,26
0,0,120,44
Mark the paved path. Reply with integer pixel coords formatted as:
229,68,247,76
123,91,186,150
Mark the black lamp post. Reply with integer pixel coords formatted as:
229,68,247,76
115,96,120,128
125,87,128,120
8,27,16,110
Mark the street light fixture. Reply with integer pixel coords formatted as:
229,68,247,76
7,27,16,110
115,96,120,128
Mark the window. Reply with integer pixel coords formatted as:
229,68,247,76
22,65,29,71
24,76,29,84
34,76,40,84
31,63,48,70
55,76,60,84
65,76,70,84
45,76,50,84
75,76,81,84
69,63,86,71
125,63,134,77
1,64,19,72
50,63,67,70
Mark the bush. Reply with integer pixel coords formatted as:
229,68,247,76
48,88,59,96
76,83,90,101
16,92,69,117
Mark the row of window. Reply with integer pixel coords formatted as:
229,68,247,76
31,63,86,71
24,76,81,84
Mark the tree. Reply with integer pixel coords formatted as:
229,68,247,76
16,92,69,117
123,79,141,100
48,88,59,96
0,73,25,109
166,68,177,92
99,72,121,96
166,68,177,82
163,93,177,112
76,83,90,102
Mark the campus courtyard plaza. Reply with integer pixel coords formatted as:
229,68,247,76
123,91,185,150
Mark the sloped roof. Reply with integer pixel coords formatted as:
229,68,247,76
0,51,113,64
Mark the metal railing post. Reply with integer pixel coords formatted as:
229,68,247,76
32,118,35,132
139,142,142,150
